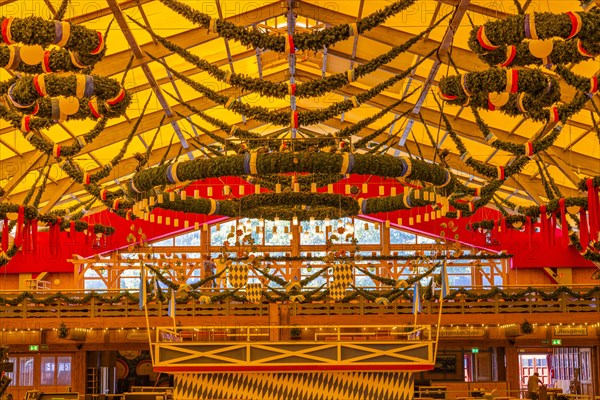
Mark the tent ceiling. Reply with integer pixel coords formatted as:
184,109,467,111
0,0,598,215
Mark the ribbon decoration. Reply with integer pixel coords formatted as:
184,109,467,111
395,279,408,289
579,207,589,249
289,294,305,303
476,26,498,50
586,179,599,242
32,219,38,251
198,295,212,304
14,206,24,248
558,199,569,247
498,45,517,67
1,218,8,252
68,221,75,239
49,218,61,257
577,39,594,58
1,18,15,44
548,106,559,123
526,216,533,244
285,281,302,292
23,222,31,252
550,212,557,246
375,297,390,306
284,33,295,55
88,223,95,246
566,11,582,39
539,205,548,244
505,69,519,93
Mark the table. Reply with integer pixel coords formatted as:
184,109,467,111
547,388,563,400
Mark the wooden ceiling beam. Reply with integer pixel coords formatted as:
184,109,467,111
92,2,285,77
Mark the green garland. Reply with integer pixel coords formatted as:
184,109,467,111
130,153,455,197
471,107,563,156
1,285,599,308
133,13,445,99
577,176,600,191
158,0,416,52
24,117,107,158
150,192,360,221
159,47,435,127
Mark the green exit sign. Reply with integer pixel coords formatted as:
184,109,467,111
472,348,479,353
29,345,39,351
551,339,562,345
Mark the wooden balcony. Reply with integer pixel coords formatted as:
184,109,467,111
0,286,598,320
152,325,435,373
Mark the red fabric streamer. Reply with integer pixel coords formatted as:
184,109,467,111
550,212,557,246
526,216,532,244
23,222,31,252
14,205,24,248
559,199,569,247
2,218,7,252
49,218,61,257
500,217,506,234
539,205,548,244
88,224,95,246
580,207,589,249
32,219,38,251
586,179,599,242
69,221,75,239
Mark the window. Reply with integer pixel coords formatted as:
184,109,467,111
40,355,71,386
390,228,416,244
175,231,200,246
83,268,108,291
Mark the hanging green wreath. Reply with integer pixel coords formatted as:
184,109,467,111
0,16,107,71
129,152,455,197
7,74,127,108
468,10,600,56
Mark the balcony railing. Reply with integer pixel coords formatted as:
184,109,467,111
0,286,598,319
152,324,435,372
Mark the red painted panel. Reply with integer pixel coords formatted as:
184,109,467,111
3,175,593,273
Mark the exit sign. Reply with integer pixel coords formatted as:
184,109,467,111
551,339,562,345
29,345,39,351
472,348,479,353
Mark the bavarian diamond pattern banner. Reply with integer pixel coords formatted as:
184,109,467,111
174,371,413,400
332,263,353,288
245,283,263,303
228,263,249,288
330,281,347,301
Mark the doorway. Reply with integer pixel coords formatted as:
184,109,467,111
519,353,550,396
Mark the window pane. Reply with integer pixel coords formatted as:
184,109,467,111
175,231,200,246
40,356,55,386
84,279,108,291
19,356,34,387
390,229,416,244
6,357,15,386
354,220,380,245
56,356,72,386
